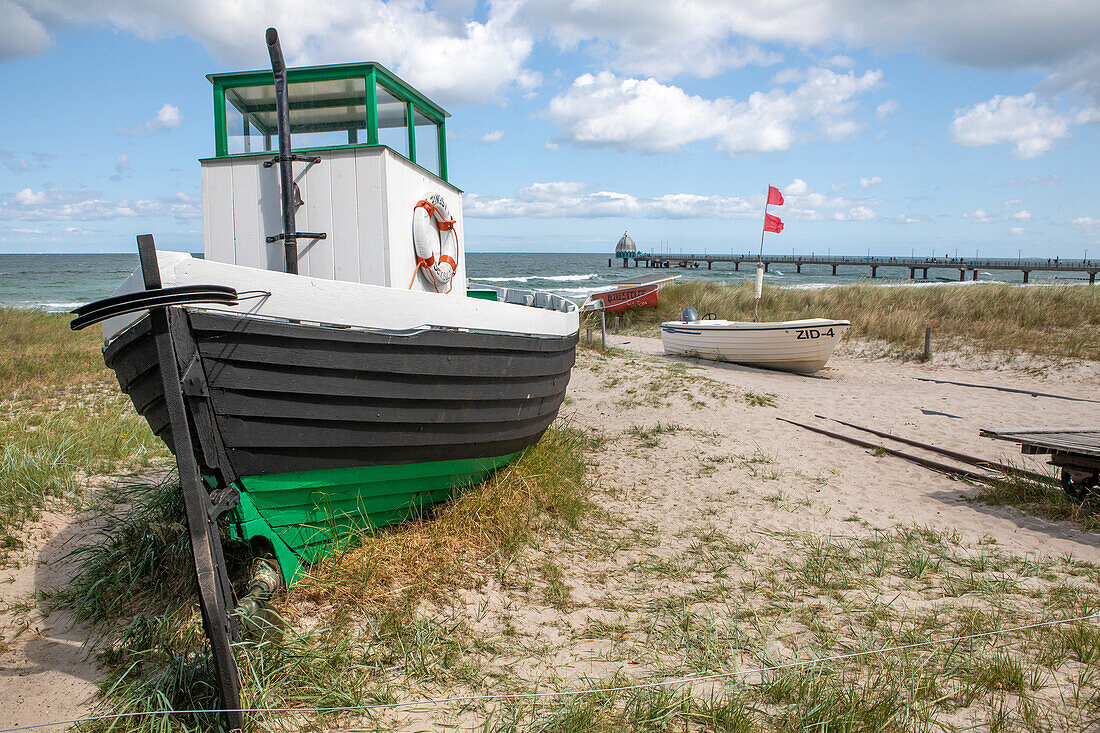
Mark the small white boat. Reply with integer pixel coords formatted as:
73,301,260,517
660,315,850,374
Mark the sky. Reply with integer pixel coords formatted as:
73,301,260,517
0,0,1098,257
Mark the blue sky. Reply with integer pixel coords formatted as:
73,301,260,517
1,1,1097,257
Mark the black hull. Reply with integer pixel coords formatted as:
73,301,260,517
104,310,577,479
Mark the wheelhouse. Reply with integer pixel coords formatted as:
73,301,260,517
200,62,464,292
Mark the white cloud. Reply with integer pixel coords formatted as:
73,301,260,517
964,209,993,223
12,1,535,106
1011,210,1032,221
0,0,50,61
875,100,898,120
826,55,854,68
0,187,200,220
9,0,1100,109
480,130,504,144
521,1,782,79
785,178,809,195
889,214,929,224
467,179,874,222
950,93,1071,159
117,103,183,137
859,176,882,188
544,67,881,155
833,206,874,221
1010,226,1025,235
0,148,52,172
1002,173,1062,187
1072,216,1100,239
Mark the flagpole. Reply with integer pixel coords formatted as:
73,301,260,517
755,185,769,323
759,184,769,263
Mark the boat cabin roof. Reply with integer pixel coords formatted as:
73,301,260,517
206,62,451,182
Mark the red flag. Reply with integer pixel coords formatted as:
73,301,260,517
764,213,784,233
767,185,784,206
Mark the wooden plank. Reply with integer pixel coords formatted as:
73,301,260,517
210,388,563,424
189,310,578,353
226,433,549,476
217,411,557,449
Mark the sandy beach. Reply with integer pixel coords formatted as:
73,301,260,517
2,338,1099,731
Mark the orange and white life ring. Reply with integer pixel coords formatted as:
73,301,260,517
410,193,459,293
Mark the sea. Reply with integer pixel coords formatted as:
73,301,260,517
0,252,1086,311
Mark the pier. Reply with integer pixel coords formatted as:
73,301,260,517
610,253,1098,284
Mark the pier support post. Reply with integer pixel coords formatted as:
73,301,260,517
972,270,978,280
871,266,877,278
831,264,837,275
922,268,928,278
608,258,612,268
734,262,739,271
959,269,965,281
909,268,915,279
708,260,712,270
796,263,801,273
1022,270,1029,283
1090,272,1095,284
764,262,769,272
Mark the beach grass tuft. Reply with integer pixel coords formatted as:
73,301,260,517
0,308,110,397
0,392,166,548
971,472,1100,532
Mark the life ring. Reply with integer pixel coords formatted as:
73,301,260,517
410,193,459,293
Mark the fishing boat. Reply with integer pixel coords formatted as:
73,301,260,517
659,184,848,374
72,29,577,722
661,312,850,373
582,273,680,313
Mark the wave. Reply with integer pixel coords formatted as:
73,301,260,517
470,273,599,283
3,301,84,311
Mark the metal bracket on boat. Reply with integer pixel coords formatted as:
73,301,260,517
266,231,327,243
209,486,241,520
181,354,210,398
263,153,321,168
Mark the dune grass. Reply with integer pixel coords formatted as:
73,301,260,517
295,424,601,613
53,423,597,732
596,280,1100,361
0,393,166,552
0,308,166,553
0,307,110,397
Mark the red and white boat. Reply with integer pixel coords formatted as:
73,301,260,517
583,274,680,313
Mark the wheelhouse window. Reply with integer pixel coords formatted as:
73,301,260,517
225,78,367,154
412,107,440,177
375,84,408,157
212,63,450,182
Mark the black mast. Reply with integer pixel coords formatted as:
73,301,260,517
266,27,298,275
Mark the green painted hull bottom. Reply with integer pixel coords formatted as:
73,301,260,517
227,453,520,584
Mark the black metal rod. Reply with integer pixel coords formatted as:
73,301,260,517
777,417,995,482
814,415,1058,485
266,27,297,275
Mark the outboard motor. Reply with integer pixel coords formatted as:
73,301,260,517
681,307,699,322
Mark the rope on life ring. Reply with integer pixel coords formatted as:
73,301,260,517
410,193,459,293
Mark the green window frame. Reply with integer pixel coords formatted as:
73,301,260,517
209,62,449,183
